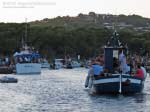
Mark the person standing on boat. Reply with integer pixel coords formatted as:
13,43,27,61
119,49,129,74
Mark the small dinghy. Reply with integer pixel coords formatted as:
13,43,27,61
0,76,18,83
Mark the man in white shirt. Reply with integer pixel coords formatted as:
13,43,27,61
119,50,129,73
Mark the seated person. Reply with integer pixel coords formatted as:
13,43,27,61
103,68,112,76
113,57,119,73
92,62,104,78
134,64,144,79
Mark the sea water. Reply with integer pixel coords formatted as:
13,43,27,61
0,68,150,112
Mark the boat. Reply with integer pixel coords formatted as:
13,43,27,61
41,58,50,69
85,60,91,68
0,66,13,74
87,31,145,94
0,76,18,83
65,56,81,69
66,63,73,69
53,59,65,69
66,60,81,69
41,62,50,69
71,60,81,68
93,74,144,94
13,19,41,74
13,50,41,74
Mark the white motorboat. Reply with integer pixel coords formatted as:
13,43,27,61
41,62,50,69
13,18,41,74
14,51,41,74
41,58,50,69
53,59,65,69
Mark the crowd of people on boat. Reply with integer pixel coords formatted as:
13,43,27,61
85,49,147,88
14,55,41,64
13,47,41,64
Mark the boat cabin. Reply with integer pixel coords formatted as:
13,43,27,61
104,31,127,73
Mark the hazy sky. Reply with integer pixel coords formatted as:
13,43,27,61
0,0,150,23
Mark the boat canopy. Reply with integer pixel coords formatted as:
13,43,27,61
13,52,40,58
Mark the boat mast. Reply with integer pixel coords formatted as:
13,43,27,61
106,30,122,48
21,18,28,49
25,18,28,45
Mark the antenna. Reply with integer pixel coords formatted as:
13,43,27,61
21,18,28,48
25,18,28,44
113,9,118,30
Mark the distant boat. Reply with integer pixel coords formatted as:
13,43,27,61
86,31,145,94
0,66,13,74
71,60,81,68
13,18,41,74
13,49,41,74
0,57,13,74
66,63,73,69
66,60,81,69
53,59,65,69
41,58,50,69
84,60,91,68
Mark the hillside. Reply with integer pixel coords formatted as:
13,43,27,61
30,12,150,32
0,12,150,59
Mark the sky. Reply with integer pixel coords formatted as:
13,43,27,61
0,0,150,23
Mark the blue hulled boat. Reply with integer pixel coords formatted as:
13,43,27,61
93,74,144,94
88,31,145,94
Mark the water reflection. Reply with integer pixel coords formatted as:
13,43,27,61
132,93,146,103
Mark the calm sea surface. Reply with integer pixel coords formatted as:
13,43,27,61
0,68,150,112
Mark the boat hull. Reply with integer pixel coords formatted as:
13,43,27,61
41,63,50,68
16,63,41,74
93,75,144,94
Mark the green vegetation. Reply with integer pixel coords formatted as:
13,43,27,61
0,13,150,60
